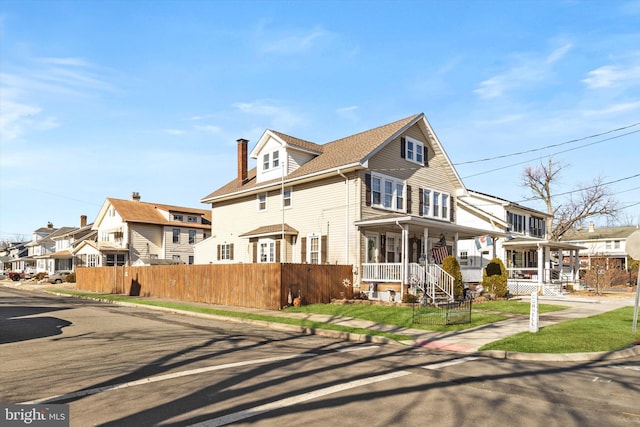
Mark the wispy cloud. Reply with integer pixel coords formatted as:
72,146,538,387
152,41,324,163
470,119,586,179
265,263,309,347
336,106,359,122
233,100,305,130
260,27,330,55
474,42,573,99
582,64,640,88
194,125,221,134
0,96,59,142
581,100,640,116
1,55,117,142
162,129,185,136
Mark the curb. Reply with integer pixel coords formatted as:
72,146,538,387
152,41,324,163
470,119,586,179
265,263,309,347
55,292,399,346
26,287,640,361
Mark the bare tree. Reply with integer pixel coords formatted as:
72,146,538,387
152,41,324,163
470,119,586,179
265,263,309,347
522,158,618,240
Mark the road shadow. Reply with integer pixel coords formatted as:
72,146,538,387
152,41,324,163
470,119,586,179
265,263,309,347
0,306,72,344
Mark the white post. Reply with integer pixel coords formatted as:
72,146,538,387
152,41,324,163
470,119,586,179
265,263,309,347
537,245,543,285
529,290,539,333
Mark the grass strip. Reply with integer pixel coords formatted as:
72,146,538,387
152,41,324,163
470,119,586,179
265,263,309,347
49,290,413,342
472,300,569,315
480,306,640,353
284,303,508,332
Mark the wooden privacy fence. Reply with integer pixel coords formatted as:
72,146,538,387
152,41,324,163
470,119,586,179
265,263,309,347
76,263,353,310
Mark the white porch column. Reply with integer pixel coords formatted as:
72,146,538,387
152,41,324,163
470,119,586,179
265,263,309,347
569,250,575,282
402,224,409,301
544,246,551,283
423,228,429,260
454,232,459,259
537,244,544,285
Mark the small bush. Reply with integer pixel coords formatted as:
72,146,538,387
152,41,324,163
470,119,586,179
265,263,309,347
65,272,76,283
482,258,508,298
353,291,369,300
441,255,464,299
35,272,47,280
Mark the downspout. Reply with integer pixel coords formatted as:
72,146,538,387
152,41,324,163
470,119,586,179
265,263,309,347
338,170,349,264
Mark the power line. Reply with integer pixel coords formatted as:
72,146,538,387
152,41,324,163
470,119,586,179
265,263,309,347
462,129,640,179
516,173,640,203
454,121,640,165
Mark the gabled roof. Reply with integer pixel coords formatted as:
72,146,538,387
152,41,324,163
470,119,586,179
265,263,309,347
466,189,550,218
560,226,639,241
202,113,427,202
26,227,76,247
95,198,212,229
239,223,299,238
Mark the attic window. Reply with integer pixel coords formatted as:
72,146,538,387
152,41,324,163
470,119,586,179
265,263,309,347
401,136,428,166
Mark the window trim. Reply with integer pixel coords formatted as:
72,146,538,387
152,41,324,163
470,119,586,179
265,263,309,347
258,238,276,263
257,193,267,211
172,228,180,244
420,188,450,221
403,136,425,165
370,172,406,212
282,187,292,209
307,233,322,264
188,230,196,245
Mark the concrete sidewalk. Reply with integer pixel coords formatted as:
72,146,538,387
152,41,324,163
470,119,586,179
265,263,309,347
4,280,640,361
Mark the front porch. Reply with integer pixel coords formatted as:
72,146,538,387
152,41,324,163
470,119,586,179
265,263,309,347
355,214,508,304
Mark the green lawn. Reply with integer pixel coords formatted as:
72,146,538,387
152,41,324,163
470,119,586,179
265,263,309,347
472,300,569,315
50,290,640,353
480,307,640,353
49,290,413,341
284,303,508,332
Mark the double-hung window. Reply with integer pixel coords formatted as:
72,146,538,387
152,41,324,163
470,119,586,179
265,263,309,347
370,173,405,212
263,153,270,170
173,228,180,244
421,188,450,221
307,234,321,264
272,151,279,168
282,187,292,208
257,193,267,211
188,230,196,244
403,136,426,165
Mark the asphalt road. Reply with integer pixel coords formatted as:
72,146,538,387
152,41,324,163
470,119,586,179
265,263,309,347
1,286,639,427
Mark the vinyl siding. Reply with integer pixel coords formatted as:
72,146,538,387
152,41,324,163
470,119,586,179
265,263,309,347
362,123,461,219
208,172,359,265
164,227,203,263
130,224,163,264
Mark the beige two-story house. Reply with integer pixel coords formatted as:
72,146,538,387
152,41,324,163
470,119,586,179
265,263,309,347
200,113,506,302
74,193,212,267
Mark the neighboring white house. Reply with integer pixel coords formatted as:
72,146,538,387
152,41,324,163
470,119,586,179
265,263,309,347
200,113,507,302
74,193,212,267
456,190,583,294
11,223,58,273
36,215,96,274
559,224,640,274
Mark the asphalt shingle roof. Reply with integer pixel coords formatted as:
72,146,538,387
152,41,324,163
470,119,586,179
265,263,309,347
202,113,422,201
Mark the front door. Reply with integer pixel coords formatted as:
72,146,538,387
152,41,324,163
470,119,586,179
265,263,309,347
366,233,379,263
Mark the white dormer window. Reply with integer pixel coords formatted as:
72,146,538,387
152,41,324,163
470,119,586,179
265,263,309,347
262,150,281,171
403,136,426,165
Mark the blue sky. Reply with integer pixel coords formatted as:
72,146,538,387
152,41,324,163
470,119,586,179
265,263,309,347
1,0,639,240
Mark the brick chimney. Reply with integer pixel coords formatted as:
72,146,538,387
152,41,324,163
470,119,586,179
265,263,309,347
588,222,595,233
80,215,87,227
131,192,141,202
237,138,248,183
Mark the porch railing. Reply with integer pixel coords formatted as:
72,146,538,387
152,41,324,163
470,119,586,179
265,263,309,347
362,263,403,282
362,262,454,303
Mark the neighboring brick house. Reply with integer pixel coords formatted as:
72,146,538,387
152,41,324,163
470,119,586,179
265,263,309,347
199,113,507,302
74,193,212,267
